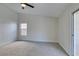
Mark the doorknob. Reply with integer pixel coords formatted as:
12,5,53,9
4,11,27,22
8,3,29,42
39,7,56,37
72,34,74,36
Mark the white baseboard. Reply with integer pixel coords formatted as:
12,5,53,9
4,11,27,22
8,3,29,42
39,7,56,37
58,43,70,56
17,39,58,44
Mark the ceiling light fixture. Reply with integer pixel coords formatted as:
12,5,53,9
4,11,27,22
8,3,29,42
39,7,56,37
20,3,34,9
21,3,26,9
21,3,26,7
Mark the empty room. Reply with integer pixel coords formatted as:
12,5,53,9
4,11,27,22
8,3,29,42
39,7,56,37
0,3,78,56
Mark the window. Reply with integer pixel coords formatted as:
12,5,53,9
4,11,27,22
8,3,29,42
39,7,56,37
20,23,27,36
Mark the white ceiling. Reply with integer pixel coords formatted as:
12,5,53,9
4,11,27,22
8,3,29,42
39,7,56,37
3,3,70,18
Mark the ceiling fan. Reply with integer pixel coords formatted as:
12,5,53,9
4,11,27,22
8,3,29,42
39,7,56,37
21,3,34,9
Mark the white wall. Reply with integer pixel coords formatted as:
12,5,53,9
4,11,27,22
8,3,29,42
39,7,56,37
58,4,79,56
18,13,58,42
0,4,17,46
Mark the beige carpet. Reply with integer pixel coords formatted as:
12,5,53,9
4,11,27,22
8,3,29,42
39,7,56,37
0,41,68,56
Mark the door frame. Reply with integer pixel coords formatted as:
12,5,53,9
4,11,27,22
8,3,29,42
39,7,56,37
72,8,79,56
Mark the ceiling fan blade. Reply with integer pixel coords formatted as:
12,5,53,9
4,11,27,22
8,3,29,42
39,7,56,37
24,3,34,8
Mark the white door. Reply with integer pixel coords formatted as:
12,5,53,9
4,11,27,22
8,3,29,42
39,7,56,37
74,10,79,56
